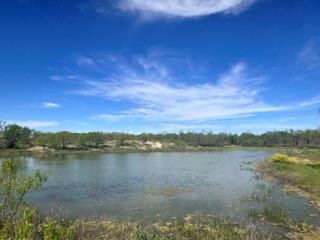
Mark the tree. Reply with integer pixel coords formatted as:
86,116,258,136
3,124,32,149
80,132,105,148
0,121,5,149
55,131,78,149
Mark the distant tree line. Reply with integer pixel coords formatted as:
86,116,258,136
0,121,319,149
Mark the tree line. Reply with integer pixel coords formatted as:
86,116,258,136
0,121,319,149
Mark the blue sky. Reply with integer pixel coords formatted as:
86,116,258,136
0,0,320,133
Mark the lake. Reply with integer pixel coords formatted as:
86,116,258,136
7,150,320,224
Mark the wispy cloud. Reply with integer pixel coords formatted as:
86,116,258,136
43,102,61,108
299,39,320,69
66,120,88,126
76,56,95,66
50,75,79,81
299,95,320,107
49,50,319,131
7,120,59,129
71,52,317,123
117,0,257,19
90,114,127,122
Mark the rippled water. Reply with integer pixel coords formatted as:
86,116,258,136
6,150,320,224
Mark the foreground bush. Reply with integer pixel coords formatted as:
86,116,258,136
0,158,47,226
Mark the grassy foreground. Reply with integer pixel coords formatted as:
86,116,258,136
2,213,281,240
258,149,320,208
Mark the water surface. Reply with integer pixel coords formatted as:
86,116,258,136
7,150,320,224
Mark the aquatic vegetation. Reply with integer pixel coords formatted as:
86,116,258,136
72,214,279,240
239,161,256,171
247,208,260,221
242,185,272,202
262,203,289,225
144,187,179,197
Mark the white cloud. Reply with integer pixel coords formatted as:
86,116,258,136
78,57,298,122
7,120,59,129
299,95,320,107
90,114,127,122
43,102,61,108
76,56,95,66
50,75,78,81
54,51,318,129
118,0,257,18
299,40,320,69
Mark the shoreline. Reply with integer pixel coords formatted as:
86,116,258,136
0,145,299,158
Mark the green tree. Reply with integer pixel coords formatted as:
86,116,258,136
55,131,78,149
80,132,105,148
0,121,5,149
3,124,32,149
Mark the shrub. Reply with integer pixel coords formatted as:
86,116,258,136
0,158,45,238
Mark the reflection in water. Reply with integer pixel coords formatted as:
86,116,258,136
2,150,320,224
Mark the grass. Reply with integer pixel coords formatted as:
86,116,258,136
71,214,279,240
261,203,289,225
258,149,320,210
269,155,320,197
247,204,288,225
1,213,281,240
271,153,320,168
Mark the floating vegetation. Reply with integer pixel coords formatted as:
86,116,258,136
144,187,179,197
239,161,256,171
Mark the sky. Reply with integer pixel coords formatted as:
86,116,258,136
0,0,320,133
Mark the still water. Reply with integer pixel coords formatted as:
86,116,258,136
8,150,320,223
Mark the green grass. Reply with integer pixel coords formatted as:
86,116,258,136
271,161,320,191
248,204,288,225
260,150,320,199
71,215,278,240
261,203,289,225
1,214,279,240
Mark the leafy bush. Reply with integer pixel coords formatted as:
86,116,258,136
2,124,32,149
0,159,45,238
0,159,47,225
